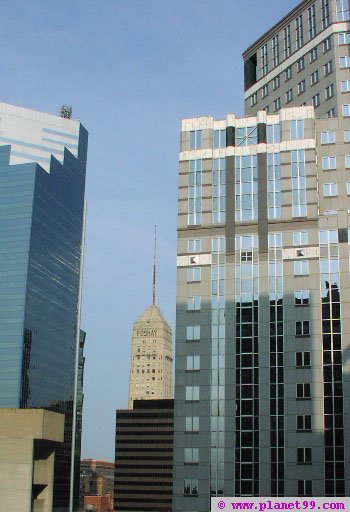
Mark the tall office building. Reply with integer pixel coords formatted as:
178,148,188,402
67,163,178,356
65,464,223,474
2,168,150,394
243,0,350,118
0,102,88,511
173,1,350,505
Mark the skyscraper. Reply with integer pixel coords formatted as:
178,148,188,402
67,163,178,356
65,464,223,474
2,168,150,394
0,102,88,511
173,0,350,508
127,227,173,407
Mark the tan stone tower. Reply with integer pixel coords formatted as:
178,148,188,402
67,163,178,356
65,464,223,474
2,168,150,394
128,304,173,407
127,226,173,407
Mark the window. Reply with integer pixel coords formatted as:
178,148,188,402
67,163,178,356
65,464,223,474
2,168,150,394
184,447,199,464
187,267,201,282
261,84,269,98
319,229,338,244
293,231,308,246
187,355,200,371
310,47,318,62
263,105,270,114
188,239,201,253
297,415,312,431
294,260,309,275
190,130,202,150
290,120,304,140
322,156,336,170
343,104,350,116
341,80,350,92
325,84,334,99
297,447,312,464
272,35,279,68
296,351,311,367
274,98,281,112
188,159,202,225
312,93,320,107
308,5,316,39
292,149,307,217
296,320,310,337
310,70,319,85
337,0,350,21
272,75,280,90
235,155,258,222
326,108,335,118
236,126,257,146
297,57,305,73
321,131,335,144
340,56,350,68
285,66,292,81
186,325,200,341
214,129,226,149
261,43,268,76
286,89,293,103
323,183,338,197
323,36,331,52
339,32,350,44
267,124,281,143
294,290,310,306
185,416,199,432
346,182,350,195
298,480,312,497
295,15,304,49
250,93,257,106
213,158,226,224
187,296,201,311
184,479,198,496
284,25,291,59
345,130,350,142
324,61,332,75
321,0,330,28
185,386,199,402
296,383,311,399
298,80,306,95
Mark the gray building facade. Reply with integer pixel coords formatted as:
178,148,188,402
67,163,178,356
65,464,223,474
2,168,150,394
243,0,350,119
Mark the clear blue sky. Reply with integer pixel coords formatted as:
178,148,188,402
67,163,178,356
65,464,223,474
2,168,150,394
2,0,299,460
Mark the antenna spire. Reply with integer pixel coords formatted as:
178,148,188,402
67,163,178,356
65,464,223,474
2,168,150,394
152,223,157,305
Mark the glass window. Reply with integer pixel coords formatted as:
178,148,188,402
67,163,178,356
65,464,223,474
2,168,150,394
188,239,201,253
261,84,269,98
184,447,199,464
294,260,309,275
323,183,338,196
325,84,334,99
326,108,335,118
324,60,333,75
321,131,335,144
236,126,257,146
296,415,312,431
295,14,304,49
323,36,331,52
296,320,310,336
273,98,281,111
186,355,200,371
290,120,304,140
213,158,226,224
341,80,350,92
312,93,320,107
187,267,201,282
261,43,268,76
286,89,293,103
321,0,330,29
235,155,258,221
186,325,200,341
340,56,350,68
337,0,350,21
184,479,198,496
308,6,316,39
296,383,311,399
214,129,226,149
291,150,307,217
293,231,308,246
296,351,311,367
298,480,313,496
272,35,279,68
268,153,281,220
346,183,350,195
284,25,291,58
298,80,306,95
319,229,338,244
250,93,257,106
188,159,202,225
322,156,336,170
342,104,350,116
339,32,350,44
187,296,201,311
285,66,292,81
344,130,350,142
346,155,350,168
185,416,199,432
297,447,312,464
310,47,318,62
190,130,202,150
185,386,199,401
310,70,319,85
297,57,305,72
272,75,280,90
267,124,281,143
294,290,310,306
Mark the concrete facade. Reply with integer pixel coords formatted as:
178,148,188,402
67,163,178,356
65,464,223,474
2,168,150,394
0,409,64,512
128,304,173,408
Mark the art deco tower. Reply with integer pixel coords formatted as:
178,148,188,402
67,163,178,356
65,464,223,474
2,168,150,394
127,227,173,407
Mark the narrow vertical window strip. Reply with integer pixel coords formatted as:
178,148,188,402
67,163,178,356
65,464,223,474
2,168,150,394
188,159,202,225
213,158,226,224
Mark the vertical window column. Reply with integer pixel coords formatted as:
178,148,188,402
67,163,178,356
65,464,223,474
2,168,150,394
268,153,281,220
268,233,284,496
235,235,259,496
189,159,202,225
210,237,226,497
235,155,258,222
291,150,307,218
213,158,226,224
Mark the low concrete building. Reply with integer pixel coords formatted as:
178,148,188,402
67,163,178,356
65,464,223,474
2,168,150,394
0,408,64,512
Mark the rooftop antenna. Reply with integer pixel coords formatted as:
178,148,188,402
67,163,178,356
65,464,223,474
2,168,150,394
60,104,72,119
152,223,157,305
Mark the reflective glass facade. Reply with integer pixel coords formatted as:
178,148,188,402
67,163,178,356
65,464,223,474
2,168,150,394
0,104,88,512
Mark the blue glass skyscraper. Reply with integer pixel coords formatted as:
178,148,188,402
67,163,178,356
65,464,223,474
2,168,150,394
0,102,88,511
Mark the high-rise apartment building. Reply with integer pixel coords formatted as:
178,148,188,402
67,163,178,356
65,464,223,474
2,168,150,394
243,0,350,118
0,102,88,511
